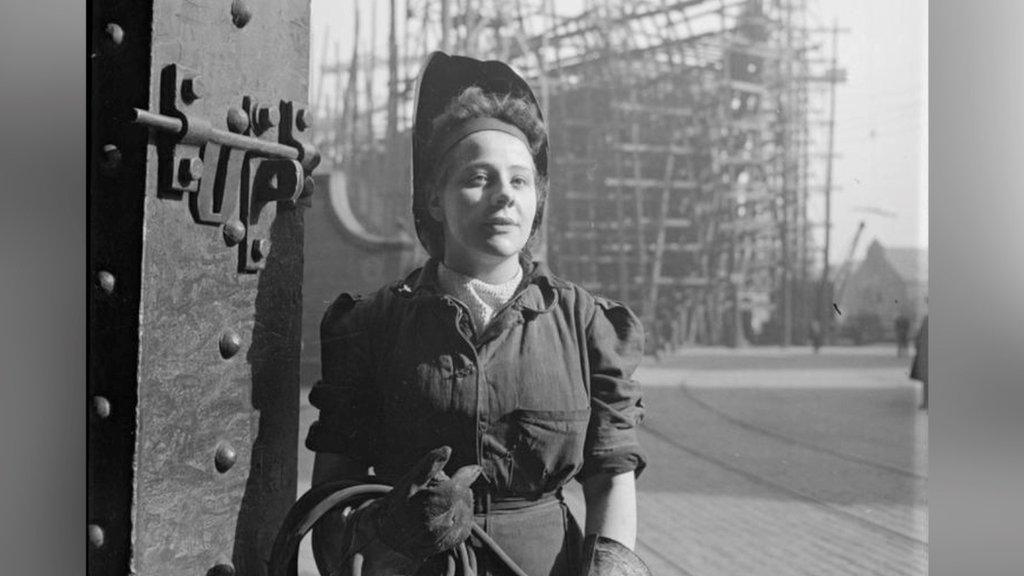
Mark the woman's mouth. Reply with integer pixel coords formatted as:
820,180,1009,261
483,216,518,227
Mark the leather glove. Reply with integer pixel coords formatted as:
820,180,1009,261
351,446,482,565
579,534,652,576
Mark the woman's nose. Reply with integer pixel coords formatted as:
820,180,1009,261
489,179,515,207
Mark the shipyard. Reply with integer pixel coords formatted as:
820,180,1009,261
88,1,928,575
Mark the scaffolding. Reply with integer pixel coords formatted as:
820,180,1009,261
309,0,842,347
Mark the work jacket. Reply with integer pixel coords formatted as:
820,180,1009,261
306,258,647,502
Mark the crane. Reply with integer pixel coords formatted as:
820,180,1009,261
831,220,866,306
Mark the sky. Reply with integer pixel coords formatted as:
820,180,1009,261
309,0,928,263
811,0,928,261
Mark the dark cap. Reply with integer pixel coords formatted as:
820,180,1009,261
411,51,548,258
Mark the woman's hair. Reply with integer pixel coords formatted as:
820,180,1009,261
419,86,549,259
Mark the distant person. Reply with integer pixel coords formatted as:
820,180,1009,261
894,314,911,357
910,316,928,409
809,319,823,353
654,316,674,361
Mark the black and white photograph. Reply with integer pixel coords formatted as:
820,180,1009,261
85,1,929,575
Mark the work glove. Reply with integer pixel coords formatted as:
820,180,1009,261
344,446,482,574
578,534,653,576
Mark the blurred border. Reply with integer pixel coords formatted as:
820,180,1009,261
930,1,1024,576
2,0,1024,575
0,1,87,574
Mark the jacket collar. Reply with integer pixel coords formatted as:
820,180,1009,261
397,257,565,314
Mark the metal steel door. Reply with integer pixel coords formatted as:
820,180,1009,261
90,1,316,574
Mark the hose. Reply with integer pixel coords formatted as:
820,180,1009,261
267,481,530,576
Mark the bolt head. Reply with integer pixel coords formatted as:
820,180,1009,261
219,330,242,359
97,270,116,294
222,220,247,245
226,107,250,134
207,563,237,576
300,175,318,199
100,144,122,174
187,158,204,180
258,107,279,130
251,239,271,261
178,157,204,184
104,23,125,46
88,525,105,549
215,442,238,473
182,77,205,103
93,396,112,419
296,108,310,131
231,0,252,28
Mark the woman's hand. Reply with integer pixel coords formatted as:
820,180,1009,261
581,470,638,549
371,446,481,560
310,448,482,575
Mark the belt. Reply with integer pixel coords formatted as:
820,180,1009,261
471,486,561,514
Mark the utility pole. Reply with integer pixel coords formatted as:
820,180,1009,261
387,0,399,149
817,19,840,342
780,0,795,347
441,0,451,53
366,0,377,145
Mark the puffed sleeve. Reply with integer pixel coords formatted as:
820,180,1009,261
578,296,648,480
305,293,380,466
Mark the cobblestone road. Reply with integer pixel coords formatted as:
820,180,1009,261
296,345,928,576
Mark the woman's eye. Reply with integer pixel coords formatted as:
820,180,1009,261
512,176,530,188
467,174,488,186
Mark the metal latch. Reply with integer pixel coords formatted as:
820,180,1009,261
132,64,321,272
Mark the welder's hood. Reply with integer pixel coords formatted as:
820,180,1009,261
410,51,548,253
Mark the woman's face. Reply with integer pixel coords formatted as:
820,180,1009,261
429,130,538,270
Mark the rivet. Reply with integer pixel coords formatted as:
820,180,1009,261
231,0,252,28
97,270,116,294
104,23,125,46
100,144,122,174
93,396,112,419
207,563,237,576
222,220,247,245
226,107,249,134
88,524,105,549
250,239,271,262
296,108,310,131
219,330,242,359
178,157,204,185
182,77,206,103
215,442,237,473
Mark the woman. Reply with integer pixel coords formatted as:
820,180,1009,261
306,52,647,576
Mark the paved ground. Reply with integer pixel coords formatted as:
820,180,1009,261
295,345,928,576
